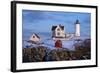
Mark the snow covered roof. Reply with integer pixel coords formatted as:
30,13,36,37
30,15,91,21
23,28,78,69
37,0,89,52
34,33,40,39
52,24,64,31
30,33,40,39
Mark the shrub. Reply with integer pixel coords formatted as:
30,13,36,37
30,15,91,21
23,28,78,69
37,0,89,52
23,46,47,62
46,49,70,61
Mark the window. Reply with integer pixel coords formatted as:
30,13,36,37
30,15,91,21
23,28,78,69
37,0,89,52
57,32,60,35
33,36,35,38
57,28,60,31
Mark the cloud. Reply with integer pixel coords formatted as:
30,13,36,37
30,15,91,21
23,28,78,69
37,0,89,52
23,10,90,25
22,10,48,23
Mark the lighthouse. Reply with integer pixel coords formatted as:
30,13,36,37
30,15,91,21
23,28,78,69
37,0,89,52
75,20,80,37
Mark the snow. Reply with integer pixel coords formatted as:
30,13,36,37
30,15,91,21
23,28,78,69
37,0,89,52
23,35,90,51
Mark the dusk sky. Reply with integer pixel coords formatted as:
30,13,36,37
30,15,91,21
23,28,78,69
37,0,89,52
22,10,91,40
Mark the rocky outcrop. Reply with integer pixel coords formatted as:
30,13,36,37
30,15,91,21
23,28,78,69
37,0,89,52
23,39,91,63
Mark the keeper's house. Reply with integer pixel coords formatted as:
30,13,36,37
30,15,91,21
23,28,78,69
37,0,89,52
52,24,66,38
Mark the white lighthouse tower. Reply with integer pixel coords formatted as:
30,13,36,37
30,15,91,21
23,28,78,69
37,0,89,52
75,20,80,37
